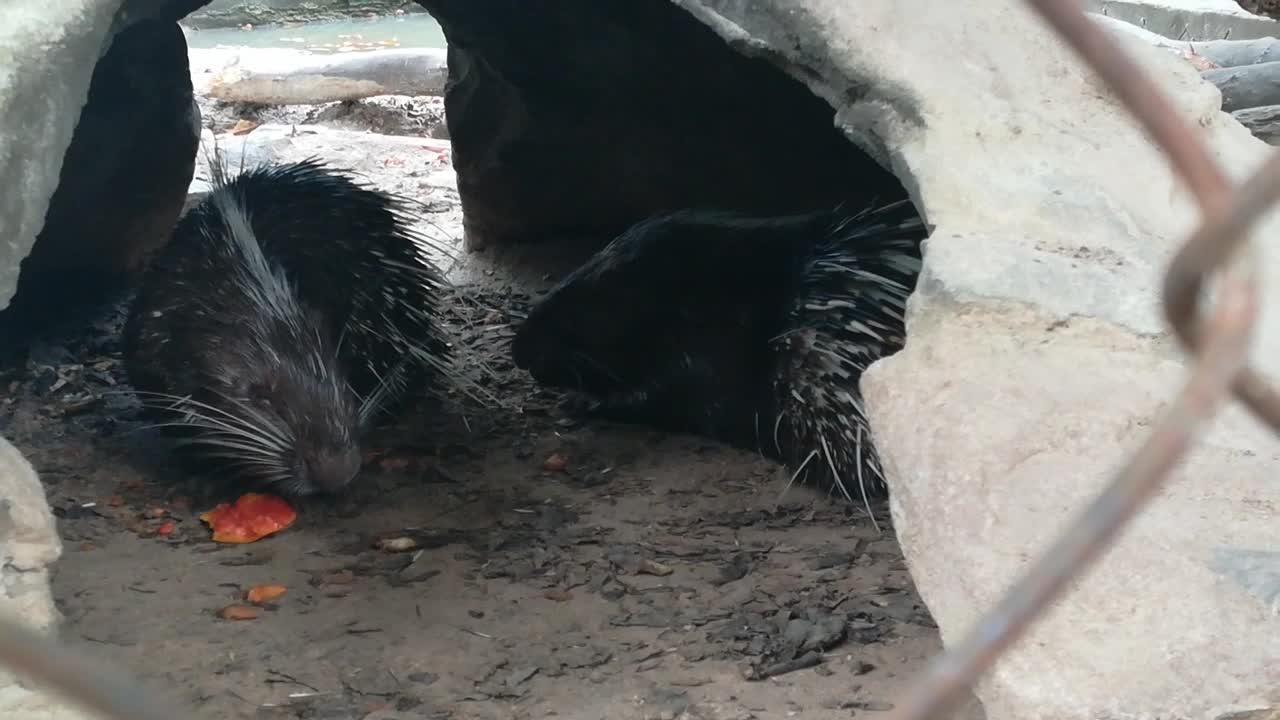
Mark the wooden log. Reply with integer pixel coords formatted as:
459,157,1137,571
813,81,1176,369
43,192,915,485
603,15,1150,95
205,48,448,105
1090,13,1280,68
1201,60,1280,112
1231,103,1280,143
1191,36,1280,68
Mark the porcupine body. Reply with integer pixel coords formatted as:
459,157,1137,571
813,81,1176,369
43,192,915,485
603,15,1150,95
122,158,451,497
510,199,925,505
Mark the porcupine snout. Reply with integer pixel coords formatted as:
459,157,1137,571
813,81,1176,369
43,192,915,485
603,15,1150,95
511,321,555,380
301,446,363,494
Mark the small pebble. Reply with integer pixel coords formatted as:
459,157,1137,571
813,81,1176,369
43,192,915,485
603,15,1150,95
377,536,418,553
638,559,673,577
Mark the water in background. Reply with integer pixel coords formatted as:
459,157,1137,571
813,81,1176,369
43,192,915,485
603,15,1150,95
184,13,447,52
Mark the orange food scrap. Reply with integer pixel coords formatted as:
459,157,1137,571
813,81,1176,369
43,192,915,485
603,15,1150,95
199,493,297,544
217,604,261,621
246,584,287,605
230,118,260,135
542,453,568,473
144,506,168,519
156,520,176,537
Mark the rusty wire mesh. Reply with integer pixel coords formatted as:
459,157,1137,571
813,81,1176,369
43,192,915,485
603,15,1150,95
1,1,1278,718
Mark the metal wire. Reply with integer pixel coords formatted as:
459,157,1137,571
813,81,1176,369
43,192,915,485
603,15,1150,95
0,616,185,720
2,1,1279,719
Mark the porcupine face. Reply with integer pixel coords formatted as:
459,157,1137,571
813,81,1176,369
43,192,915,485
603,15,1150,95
134,184,365,499
512,264,666,397
203,310,363,498
512,210,797,440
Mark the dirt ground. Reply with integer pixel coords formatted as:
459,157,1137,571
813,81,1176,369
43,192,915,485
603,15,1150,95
0,97,985,720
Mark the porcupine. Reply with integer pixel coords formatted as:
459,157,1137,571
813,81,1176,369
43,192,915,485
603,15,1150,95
122,157,451,497
510,199,926,510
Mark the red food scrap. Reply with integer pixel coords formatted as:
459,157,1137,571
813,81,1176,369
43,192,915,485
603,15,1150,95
199,493,297,544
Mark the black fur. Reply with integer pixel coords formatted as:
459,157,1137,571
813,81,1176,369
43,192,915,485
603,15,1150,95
123,158,451,497
512,200,926,504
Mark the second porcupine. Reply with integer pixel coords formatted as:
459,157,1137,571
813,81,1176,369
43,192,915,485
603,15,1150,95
123,157,451,497
510,199,926,509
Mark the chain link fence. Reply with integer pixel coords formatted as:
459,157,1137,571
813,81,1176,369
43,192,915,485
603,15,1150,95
2,0,1277,718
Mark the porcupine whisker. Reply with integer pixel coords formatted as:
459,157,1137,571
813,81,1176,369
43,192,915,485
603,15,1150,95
179,427,282,452
128,389,250,419
132,407,278,450
187,413,291,459
179,437,285,462
204,459,291,480
131,389,289,445
203,458,291,479
200,452,285,470
130,389,287,442
124,420,274,451
211,452,285,472
151,392,284,443
212,392,296,445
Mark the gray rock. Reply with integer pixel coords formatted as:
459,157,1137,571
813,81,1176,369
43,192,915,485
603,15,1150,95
0,0,119,313
675,1,1280,719
0,436,90,718
0,436,61,634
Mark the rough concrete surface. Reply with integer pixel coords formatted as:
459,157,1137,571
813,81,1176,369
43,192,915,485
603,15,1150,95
671,1,1280,719
0,436,85,718
0,435,62,633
